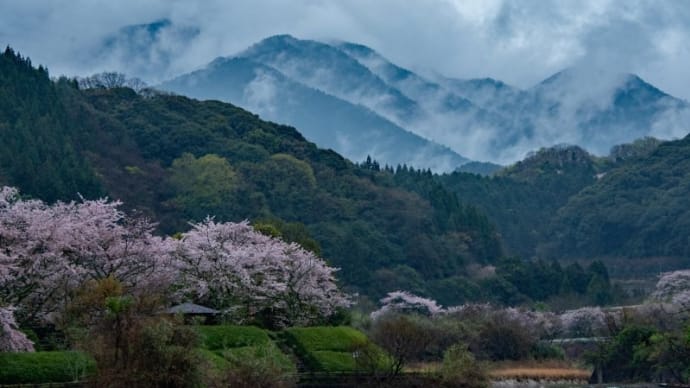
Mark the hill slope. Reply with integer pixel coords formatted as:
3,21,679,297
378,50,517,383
542,135,690,259
160,55,467,171
159,33,690,166
0,47,500,304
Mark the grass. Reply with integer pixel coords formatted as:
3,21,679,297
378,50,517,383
283,326,367,352
311,350,358,372
281,326,370,372
488,361,591,380
404,362,442,373
0,351,96,384
199,348,231,371
218,343,296,374
192,325,296,373
194,324,272,350
404,360,591,381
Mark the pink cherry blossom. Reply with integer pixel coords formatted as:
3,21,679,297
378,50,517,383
558,306,609,337
370,291,443,320
651,270,690,309
0,187,174,322
0,306,34,352
173,218,350,327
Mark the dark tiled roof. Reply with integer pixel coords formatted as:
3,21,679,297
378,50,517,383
166,302,219,314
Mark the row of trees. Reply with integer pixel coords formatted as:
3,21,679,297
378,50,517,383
362,274,690,383
0,186,350,349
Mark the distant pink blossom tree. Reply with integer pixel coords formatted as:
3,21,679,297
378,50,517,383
1,186,350,328
443,303,493,320
558,306,610,338
370,291,443,320
501,307,561,339
0,186,174,323
651,270,690,310
173,218,350,327
0,306,34,352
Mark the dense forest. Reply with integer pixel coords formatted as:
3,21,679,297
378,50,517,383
440,136,690,277
0,48,504,306
3,47,690,308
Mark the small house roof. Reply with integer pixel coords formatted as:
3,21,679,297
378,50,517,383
166,302,219,315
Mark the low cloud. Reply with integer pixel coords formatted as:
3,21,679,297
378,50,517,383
243,69,279,116
1,0,689,100
3,0,689,167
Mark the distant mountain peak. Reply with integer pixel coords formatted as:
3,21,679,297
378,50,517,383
334,41,376,56
533,67,662,95
251,34,300,48
158,34,690,167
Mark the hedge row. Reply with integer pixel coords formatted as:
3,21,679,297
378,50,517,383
194,325,295,373
194,325,271,350
0,351,95,384
281,326,369,372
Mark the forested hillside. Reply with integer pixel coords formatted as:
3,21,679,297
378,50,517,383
441,137,690,275
4,47,688,307
0,48,102,201
0,48,501,305
542,135,690,259
441,145,598,257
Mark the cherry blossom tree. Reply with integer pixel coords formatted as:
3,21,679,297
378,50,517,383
502,307,561,339
443,303,493,319
651,270,690,311
173,218,350,327
0,306,34,352
0,186,174,323
559,306,611,338
370,291,443,320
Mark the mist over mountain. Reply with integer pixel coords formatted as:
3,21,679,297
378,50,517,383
0,47,502,304
88,19,200,83
158,33,690,169
4,2,690,379
4,43,690,301
161,36,469,172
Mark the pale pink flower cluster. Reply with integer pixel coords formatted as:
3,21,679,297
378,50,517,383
0,187,173,321
651,270,690,309
558,306,609,337
1,186,349,327
370,288,623,340
443,303,494,320
370,291,443,320
502,307,561,338
445,304,559,338
671,291,690,308
174,218,351,327
0,306,34,352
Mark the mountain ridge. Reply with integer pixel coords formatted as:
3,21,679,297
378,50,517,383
0,47,501,305
159,32,690,168
161,43,470,172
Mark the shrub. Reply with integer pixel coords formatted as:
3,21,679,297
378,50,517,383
0,351,95,384
439,344,488,388
588,325,657,383
475,313,536,360
369,315,437,375
219,343,297,388
125,320,203,387
531,342,566,360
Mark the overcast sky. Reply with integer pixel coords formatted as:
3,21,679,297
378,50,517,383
1,0,689,100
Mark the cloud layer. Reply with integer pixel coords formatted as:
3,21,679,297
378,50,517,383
1,0,688,99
